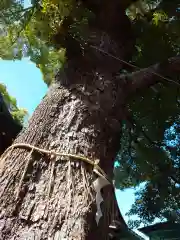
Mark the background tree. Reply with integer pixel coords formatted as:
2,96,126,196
0,83,27,154
0,0,179,239
0,83,28,125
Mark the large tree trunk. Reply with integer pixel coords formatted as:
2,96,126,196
0,81,127,239
0,75,129,238
0,2,134,239
1,1,180,238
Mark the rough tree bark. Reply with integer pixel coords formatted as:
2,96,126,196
0,0,180,239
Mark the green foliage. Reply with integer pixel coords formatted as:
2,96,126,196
0,83,28,124
0,0,67,84
115,0,180,227
152,11,168,26
0,0,92,84
115,112,180,227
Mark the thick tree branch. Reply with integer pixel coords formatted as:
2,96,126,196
125,56,180,96
90,46,180,94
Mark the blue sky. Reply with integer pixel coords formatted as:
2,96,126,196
0,59,48,115
24,0,31,8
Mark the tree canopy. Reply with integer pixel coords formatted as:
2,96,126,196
0,0,180,229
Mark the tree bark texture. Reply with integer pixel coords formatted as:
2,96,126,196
0,72,127,239
0,2,135,239
1,0,179,239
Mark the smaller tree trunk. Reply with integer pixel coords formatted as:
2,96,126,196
0,93,22,155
